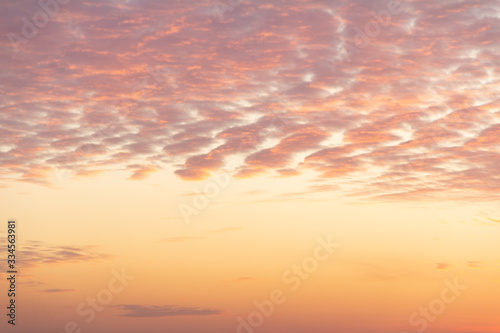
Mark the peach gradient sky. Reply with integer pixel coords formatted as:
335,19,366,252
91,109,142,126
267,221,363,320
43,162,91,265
1,0,500,332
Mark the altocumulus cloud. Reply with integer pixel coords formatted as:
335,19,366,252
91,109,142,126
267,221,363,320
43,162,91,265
1,0,500,202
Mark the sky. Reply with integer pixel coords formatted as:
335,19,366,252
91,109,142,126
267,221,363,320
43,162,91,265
0,0,499,332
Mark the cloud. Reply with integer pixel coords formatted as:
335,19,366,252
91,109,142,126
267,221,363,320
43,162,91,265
127,164,160,180
1,0,499,201
113,304,223,317
0,238,110,271
436,262,451,270
466,261,484,268
485,217,500,223
276,169,300,177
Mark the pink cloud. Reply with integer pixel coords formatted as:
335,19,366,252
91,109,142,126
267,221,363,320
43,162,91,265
0,0,499,201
